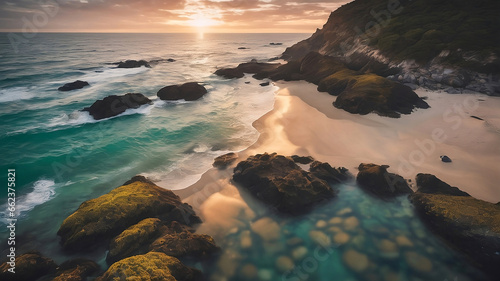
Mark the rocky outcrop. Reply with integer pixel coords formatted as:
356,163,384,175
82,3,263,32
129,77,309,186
310,161,351,183
58,80,90,91
97,252,201,281
157,82,208,101
233,153,339,214
82,93,152,120
57,177,201,252
410,174,500,278
415,173,469,196
356,163,412,198
213,152,238,169
291,155,314,164
116,60,150,68
0,251,57,281
214,61,281,79
52,259,100,281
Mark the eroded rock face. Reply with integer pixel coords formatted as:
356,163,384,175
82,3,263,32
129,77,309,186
410,174,500,278
0,251,57,281
310,161,351,183
97,252,201,281
58,80,90,91
82,93,152,120
52,258,100,281
356,163,412,198
213,152,238,169
157,82,208,101
233,153,337,214
57,177,201,252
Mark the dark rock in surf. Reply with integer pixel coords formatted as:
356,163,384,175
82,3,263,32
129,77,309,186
213,153,238,169
157,82,208,101
82,93,152,120
58,80,90,91
356,163,412,198
116,60,150,68
215,62,281,79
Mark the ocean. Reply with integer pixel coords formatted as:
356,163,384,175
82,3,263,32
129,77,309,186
0,32,307,260
0,33,488,280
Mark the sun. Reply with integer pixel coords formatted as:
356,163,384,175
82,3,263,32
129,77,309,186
188,16,220,28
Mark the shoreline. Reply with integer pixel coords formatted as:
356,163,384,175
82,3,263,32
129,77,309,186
175,80,500,209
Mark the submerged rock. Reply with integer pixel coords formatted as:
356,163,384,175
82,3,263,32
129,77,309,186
404,251,433,273
276,256,295,272
410,174,500,277
356,163,412,198
82,93,152,120
233,153,336,214
57,177,201,252
213,152,238,169
157,82,208,101
0,251,57,281
116,60,150,68
342,249,369,273
52,258,100,281
58,80,90,91
97,252,200,281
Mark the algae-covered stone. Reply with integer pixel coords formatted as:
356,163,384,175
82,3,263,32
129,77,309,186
0,251,57,281
58,177,201,251
107,218,164,264
52,258,100,281
96,252,200,281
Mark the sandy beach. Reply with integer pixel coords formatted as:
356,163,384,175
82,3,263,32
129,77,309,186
176,80,500,229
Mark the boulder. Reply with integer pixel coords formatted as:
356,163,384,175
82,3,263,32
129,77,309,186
213,152,238,169
260,81,270,86
116,60,150,68
52,258,100,281
309,161,351,183
96,252,200,281
215,62,281,79
157,82,208,101
0,251,57,281
82,93,152,120
291,155,315,164
233,153,336,214
415,173,470,196
410,174,500,278
58,80,90,91
57,177,201,252
356,163,412,198
440,155,452,163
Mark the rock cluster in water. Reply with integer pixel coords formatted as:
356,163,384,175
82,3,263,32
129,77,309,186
82,93,152,120
58,80,90,91
157,82,208,101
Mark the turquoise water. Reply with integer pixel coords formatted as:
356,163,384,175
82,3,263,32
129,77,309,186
199,182,487,281
0,33,308,262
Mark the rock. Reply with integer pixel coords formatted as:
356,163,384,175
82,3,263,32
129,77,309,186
395,235,414,248
328,217,343,224
213,152,238,169
276,256,295,272
327,226,342,234
309,230,331,247
233,153,336,214
440,155,452,163
270,43,283,46
309,161,351,183
357,163,413,198
258,269,273,281
96,252,200,281
58,80,90,91
410,175,500,277
251,217,281,242
260,81,270,86
149,221,219,258
377,239,399,258
107,218,164,264
157,82,208,101
471,115,484,120
404,252,432,273
52,258,100,281
57,177,201,252
336,207,352,216
342,249,369,273
82,93,152,120
415,173,470,196
291,155,314,164
316,220,327,228
238,47,249,49
240,230,252,249
0,251,57,281
292,246,308,260
215,62,281,79
343,216,360,231
286,237,303,246
116,60,150,68
333,232,350,245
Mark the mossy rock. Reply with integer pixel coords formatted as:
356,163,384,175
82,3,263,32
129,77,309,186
57,177,201,252
107,218,164,264
0,251,57,281
52,258,100,281
96,252,201,281
411,185,500,278
317,69,359,96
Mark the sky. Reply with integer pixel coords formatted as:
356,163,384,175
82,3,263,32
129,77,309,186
0,0,350,33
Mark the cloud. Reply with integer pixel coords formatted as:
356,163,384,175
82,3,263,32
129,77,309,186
0,0,351,32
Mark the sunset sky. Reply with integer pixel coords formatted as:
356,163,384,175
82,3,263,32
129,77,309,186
0,0,350,33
